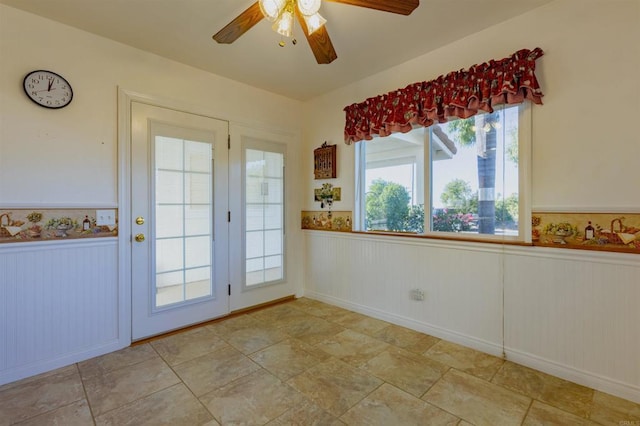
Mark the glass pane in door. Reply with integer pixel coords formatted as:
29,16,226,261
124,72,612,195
245,148,284,287
155,136,213,308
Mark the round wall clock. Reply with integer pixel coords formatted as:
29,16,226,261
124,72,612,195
23,70,73,109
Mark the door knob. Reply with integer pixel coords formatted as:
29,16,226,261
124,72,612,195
135,233,145,242
135,216,145,225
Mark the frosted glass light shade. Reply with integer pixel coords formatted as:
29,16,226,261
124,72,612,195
297,0,321,16
259,0,286,21
273,10,294,37
303,12,326,35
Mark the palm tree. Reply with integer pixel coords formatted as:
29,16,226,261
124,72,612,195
448,112,500,234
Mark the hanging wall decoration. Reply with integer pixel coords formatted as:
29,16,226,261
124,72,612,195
314,142,337,179
314,183,341,218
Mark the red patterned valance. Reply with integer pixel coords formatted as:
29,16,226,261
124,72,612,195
343,48,544,144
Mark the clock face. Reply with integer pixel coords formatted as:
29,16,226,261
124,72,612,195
23,70,73,109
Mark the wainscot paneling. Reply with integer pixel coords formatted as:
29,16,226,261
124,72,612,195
303,231,640,404
0,238,124,386
503,246,640,403
304,232,506,356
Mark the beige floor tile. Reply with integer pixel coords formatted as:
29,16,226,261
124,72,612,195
362,346,450,397
329,311,390,336
280,315,345,345
173,345,260,397
315,329,389,367
221,322,289,355
372,324,440,354
249,338,329,381
200,369,304,424
287,358,383,417
424,340,504,380
83,356,180,416
13,400,93,426
77,344,158,380
270,398,345,425
423,369,531,426
150,326,228,366
491,361,594,418
214,313,258,331
523,400,596,426
4,299,626,426
94,383,213,426
0,364,78,393
590,391,640,426
290,299,351,320
0,366,85,426
249,303,312,328
203,320,229,336
341,383,459,426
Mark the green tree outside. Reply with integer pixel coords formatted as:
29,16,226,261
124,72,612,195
440,179,477,214
365,179,410,231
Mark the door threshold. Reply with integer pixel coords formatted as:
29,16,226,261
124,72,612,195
132,295,296,346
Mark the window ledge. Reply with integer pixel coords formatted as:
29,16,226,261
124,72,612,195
350,230,532,247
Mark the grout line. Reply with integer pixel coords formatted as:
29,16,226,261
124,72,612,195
75,363,98,426
520,398,535,426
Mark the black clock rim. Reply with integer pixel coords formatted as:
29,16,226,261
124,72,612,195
23,69,73,109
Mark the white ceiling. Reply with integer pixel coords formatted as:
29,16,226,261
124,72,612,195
0,0,552,100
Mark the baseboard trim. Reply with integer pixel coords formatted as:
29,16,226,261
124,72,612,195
303,291,504,358
504,347,640,404
0,339,127,387
303,290,640,404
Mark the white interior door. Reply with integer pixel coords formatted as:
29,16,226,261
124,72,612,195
131,102,229,340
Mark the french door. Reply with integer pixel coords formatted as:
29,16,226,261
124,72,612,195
228,125,293,311
131,102,229,340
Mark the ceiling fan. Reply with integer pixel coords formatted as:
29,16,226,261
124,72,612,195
213,0,420,64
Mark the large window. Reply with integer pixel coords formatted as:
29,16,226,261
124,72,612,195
356,104,530,241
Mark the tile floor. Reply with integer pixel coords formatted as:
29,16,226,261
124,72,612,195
1,298,639,425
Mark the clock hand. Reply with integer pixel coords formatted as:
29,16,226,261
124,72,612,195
47,79,53,91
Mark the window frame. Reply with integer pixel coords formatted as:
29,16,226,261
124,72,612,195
355,103,532,243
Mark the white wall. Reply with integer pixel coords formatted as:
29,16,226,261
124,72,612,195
0,4,305,384
302,0,640,403
0,5,303,206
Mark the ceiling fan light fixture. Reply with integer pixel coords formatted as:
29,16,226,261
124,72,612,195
303,12,327,35
259,0,286,22
297,0,322,16
272,9,294,37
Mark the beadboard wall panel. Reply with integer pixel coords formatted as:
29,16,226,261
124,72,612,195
305,232,505,355
503,247,640,402
303,232,640,403
0,239,122,385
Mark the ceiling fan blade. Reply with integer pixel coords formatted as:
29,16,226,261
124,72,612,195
324,0,419,15
296,11,338,64
213,2,264,44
